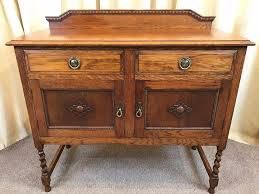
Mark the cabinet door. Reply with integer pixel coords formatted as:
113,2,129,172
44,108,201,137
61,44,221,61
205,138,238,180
31,79,124,138
134,80,230,138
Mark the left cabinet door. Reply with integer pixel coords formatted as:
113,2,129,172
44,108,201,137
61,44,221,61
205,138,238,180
30,79,124,138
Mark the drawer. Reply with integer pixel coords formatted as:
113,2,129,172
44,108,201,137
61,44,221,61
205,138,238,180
137,50,236,74
25,50,122,73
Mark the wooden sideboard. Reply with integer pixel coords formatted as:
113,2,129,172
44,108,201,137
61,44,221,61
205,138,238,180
6,10,254,193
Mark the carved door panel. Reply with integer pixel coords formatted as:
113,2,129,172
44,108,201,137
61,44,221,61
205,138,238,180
134,80,231,139
30,79,124,138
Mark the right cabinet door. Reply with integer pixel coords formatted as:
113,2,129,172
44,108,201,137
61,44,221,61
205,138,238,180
134,80,231,138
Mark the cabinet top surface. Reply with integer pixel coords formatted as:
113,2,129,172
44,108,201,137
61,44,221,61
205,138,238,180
7,10,254,47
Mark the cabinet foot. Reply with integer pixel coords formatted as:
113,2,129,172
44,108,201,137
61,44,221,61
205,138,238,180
208,147,223,194
38,148,51,192
37,145,65,192
191,145,223,193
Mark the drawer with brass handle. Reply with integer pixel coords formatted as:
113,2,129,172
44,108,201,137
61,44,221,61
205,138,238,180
25,50,123,73
137,50,237,75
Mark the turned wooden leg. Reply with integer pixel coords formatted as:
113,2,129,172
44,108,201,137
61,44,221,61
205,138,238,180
208,147,223,194
38,148,51,192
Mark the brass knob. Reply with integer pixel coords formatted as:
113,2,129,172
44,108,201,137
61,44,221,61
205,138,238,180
176,105,185,114
75,105,84,112
68,57,80,70
179,57,192,70
168,102,192,118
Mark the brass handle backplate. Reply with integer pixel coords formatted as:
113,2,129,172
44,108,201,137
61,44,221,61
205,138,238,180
135,102,143,118
116,104,124,118
178,57,192,70
168,102,192,118
68,57,80,70
67,101,92,117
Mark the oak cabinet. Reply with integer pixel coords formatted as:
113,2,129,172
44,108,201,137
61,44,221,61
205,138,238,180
7,10,254,193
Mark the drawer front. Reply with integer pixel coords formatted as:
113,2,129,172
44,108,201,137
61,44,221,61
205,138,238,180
137,50,236,74
30,79,124,138
135,81,230,138
25,50,122,73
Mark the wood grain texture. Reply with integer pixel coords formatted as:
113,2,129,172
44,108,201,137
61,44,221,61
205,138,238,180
25,50,122,73
144,130,213,138
6,11,254,47
14,48,42,149
138,50,236,74
123,49,136,137
135,74,233,81
6,29,254,47
46,10,214,34
40,136,220,146
28,73,124,81
219,47,247,150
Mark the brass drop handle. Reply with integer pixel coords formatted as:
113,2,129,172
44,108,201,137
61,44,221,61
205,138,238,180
135,102,143,118
116,104,124,118
179,57,192,70
68,57,80,70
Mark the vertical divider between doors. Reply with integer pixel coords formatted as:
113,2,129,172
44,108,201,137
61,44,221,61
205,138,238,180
123,49,136,137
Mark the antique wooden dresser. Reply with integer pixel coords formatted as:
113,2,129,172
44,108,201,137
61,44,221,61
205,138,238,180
7,10,254,193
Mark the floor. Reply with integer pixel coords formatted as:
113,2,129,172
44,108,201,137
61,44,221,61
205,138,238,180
0,137,258,194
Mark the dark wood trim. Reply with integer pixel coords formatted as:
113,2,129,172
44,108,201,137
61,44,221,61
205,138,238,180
48,145,65,176
196,146,213,176
46,9,215,22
